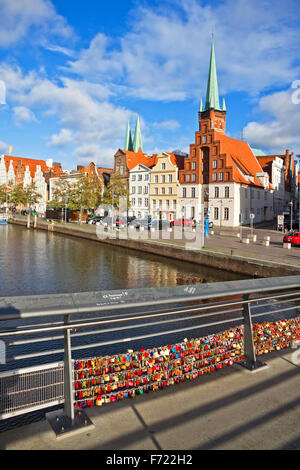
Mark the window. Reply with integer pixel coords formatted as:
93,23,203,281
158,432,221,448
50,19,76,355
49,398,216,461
192,174,196,182
152,200,156,209
132,187,136,194
168,187,172,195
154,175,159,183
144,198,149,207
257,191,260,200
161,163,166,170
213,160,218,169
166,200,170,209
131,198,136,206
155,187,158,195
161,187,165,194
192,161,196,170
182,188,187,198
214,207,219,220
132,175,136,181
213,173,217,181
203,135,207,144
138,198,142,207
138,174,142,181
138,186,142,194
144,174,149,181
168,174,172,183
186,174,191,182
224,208,229,220
144,186,148,194
214,187,219,198
191,187,196,198
173,200,176,210
219,172,223,181
159,200,162,208
191,206,195,218
225,186,230,198
162,175,166,183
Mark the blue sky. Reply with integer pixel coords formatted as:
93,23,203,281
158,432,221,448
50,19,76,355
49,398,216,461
1,0,300,170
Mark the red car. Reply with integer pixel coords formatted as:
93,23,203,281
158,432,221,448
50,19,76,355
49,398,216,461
172,218,193,227
283,232,300,245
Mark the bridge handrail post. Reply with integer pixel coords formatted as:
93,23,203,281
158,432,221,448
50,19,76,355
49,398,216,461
242,294,266,371
63,314,74,423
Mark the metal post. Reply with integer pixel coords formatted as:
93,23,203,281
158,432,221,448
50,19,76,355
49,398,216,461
240,294,266,371
46,314,94,438
63,314,74,423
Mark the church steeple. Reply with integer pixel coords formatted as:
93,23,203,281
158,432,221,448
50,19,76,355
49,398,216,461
204,39,221,111
124,121,133,151
133,115,143,153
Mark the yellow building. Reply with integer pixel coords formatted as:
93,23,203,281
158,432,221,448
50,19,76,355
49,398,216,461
150,152,185,220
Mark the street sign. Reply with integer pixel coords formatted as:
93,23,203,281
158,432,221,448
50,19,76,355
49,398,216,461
277,215,284,227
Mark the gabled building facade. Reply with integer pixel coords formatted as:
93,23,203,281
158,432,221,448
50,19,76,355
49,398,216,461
0,154,62,213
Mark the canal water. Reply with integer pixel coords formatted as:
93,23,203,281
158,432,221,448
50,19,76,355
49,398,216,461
0,224,248,298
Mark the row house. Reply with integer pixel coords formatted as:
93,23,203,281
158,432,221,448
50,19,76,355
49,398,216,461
49,162,113,201
150,152,185,220
0,154,62,213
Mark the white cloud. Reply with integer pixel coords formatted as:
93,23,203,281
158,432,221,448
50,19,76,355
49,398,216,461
0,140,8,154
48,128,73,147
152,120,180,131
243,86,300,154
64,0,300,101
0,0,74,47
13,106,37,124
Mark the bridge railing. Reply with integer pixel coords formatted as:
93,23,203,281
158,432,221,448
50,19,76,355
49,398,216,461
0,276,299,435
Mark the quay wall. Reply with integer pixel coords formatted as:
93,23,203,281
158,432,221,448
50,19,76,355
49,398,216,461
9,217,300,278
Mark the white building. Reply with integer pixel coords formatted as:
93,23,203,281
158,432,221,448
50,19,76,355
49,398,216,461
129,163,151,218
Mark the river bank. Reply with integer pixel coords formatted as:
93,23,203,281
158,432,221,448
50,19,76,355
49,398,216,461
9,215,300,278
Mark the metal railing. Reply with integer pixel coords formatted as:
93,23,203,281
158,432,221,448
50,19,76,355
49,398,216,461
0,275,300,430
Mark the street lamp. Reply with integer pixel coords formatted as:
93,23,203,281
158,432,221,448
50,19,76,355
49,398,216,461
289,201,293,232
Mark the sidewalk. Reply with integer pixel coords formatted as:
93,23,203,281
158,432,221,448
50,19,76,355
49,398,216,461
0,349,299,450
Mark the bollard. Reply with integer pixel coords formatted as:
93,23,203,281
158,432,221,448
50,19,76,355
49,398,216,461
263,240,270,247
283,243,291,249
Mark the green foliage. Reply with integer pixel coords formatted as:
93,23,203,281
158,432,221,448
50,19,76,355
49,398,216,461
102,173,130,210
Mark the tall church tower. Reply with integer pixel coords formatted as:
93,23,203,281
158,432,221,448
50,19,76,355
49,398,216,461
198,39,226,135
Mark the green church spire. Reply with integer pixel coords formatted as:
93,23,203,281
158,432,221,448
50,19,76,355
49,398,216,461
205,39,221,111
133,115,143,153
124,121,133,151
222,97,226,111
199,98,203,112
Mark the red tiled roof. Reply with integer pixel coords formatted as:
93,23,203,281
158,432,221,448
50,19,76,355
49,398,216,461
217,135,265,187
4,155,51,179
122,149,157,170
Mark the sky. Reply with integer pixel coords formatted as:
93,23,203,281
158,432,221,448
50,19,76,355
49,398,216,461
0,0,300,170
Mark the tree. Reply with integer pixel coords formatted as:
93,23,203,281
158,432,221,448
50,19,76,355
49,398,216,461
10,182,41,228
102,173,130,213
69,175,103,224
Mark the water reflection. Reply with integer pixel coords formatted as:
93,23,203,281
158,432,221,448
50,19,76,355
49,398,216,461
0,225,249,297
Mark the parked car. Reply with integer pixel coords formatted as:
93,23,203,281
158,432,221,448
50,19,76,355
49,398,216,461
21,210,29,216
151,219,172,230
88,216,104,225
283,232,300,245
128,218,151,229
172,218,193,227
